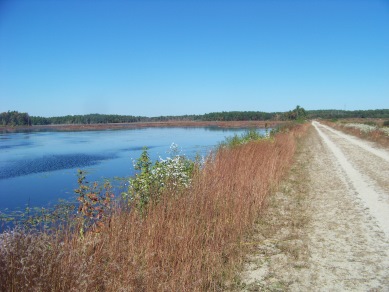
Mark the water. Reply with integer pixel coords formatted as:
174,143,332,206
0,127,265,211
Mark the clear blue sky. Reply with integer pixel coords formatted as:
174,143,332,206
0,0,388,117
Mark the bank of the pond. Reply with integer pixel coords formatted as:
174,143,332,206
0,120,284,133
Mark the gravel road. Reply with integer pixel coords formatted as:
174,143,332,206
239,122,389,291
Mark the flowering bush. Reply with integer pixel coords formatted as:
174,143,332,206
123,143,197,213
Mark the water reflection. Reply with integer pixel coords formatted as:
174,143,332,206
0,153,116,180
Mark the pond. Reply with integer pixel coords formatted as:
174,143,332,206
0,127,267,212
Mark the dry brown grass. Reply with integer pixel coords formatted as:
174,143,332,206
232,124,313,290
0,124,308,291
321,120,389,148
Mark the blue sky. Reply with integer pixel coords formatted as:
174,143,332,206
0,0,388,117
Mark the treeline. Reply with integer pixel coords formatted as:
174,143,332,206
198,106,307,121
154,111,282,121
30,114,145,125
0,111,31,126
307,109,389,119
2,108,389,126
201,111,276,121
26,112,283,125
29,111,283,125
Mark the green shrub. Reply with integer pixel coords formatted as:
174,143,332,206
219,129,267,148
123,144,197,214
383,120,389,127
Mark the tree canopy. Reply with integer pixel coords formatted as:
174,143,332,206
2,107,389,126
283,105,307,121
0,111,31,126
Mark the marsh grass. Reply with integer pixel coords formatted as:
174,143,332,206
0,124,307,291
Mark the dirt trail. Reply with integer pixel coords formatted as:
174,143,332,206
238,122,389,291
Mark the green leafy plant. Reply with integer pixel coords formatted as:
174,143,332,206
123,144,197,214
219,129,267,148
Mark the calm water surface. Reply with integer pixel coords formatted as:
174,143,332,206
0,127,264,211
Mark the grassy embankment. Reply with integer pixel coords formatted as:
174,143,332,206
0,123,308,291
321,119,389,148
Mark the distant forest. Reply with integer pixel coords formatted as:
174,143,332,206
307,109,389,119
1,108,389,126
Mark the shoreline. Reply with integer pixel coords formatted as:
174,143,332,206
0,120,284,132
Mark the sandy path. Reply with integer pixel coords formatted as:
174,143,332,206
312,121,389,238
238,122,389,291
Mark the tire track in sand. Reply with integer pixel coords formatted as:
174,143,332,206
313,121,389,238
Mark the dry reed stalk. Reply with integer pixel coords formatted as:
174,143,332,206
0,124,308,291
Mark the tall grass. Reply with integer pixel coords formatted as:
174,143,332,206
0,124,308,291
